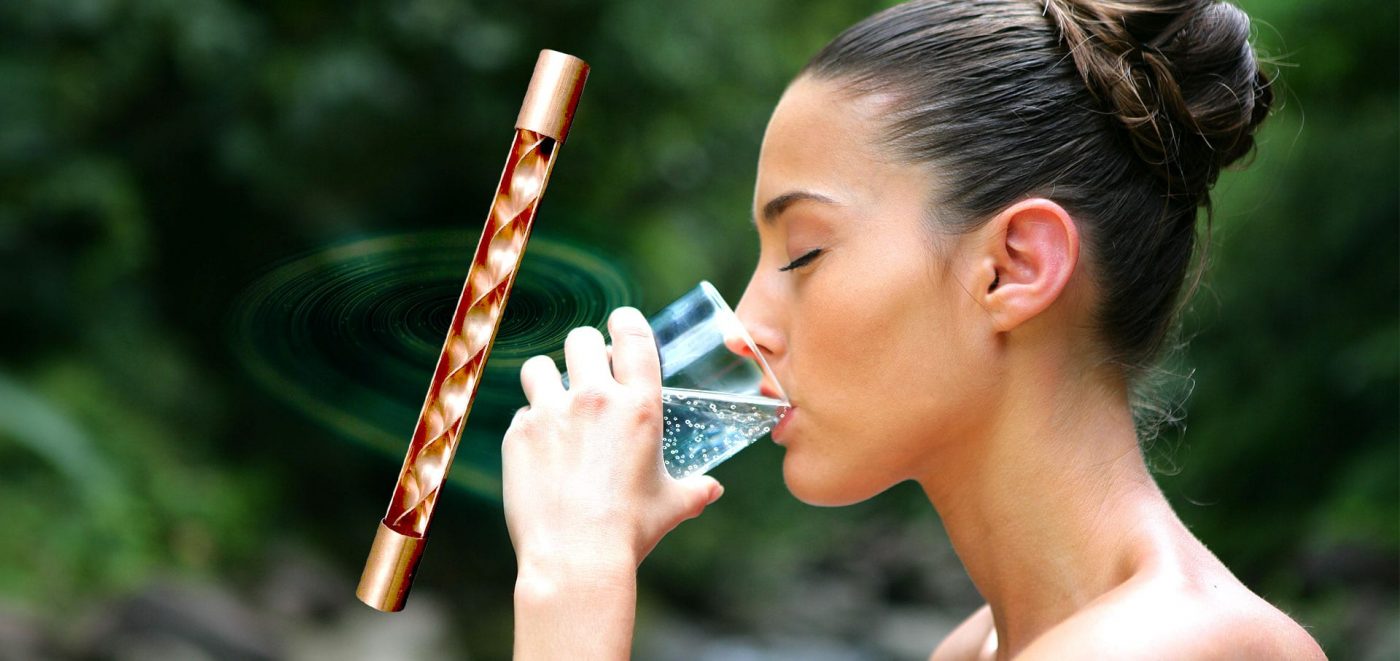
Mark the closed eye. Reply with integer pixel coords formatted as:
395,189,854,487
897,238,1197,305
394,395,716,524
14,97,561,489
779,248,823,272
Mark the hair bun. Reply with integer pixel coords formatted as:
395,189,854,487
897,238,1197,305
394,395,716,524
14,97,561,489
1044,0,1273,202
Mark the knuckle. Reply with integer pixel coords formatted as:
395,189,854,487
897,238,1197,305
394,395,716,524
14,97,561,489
569,385,612,415
674,492,705,522
686,499,706,521
625,391,660,424
505,406,536,437
612,325,653,344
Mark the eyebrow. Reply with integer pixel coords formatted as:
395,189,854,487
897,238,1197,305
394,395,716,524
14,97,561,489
753,190,838,227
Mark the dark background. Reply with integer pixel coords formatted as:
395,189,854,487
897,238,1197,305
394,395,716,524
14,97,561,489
1,0,1395,659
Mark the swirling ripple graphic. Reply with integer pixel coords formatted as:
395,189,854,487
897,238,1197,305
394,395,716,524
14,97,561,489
228,230,638,499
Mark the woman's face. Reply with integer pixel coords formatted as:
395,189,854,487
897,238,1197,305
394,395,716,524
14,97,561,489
736,76,1001,506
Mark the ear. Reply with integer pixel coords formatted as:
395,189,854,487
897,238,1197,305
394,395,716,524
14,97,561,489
976,199,1080,333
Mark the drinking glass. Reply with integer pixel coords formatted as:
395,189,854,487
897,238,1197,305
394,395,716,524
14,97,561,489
561,281,788,477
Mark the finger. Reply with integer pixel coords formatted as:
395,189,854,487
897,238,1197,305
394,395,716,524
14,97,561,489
504,405,529,439
564,326,611,388
668,475,724,526
502,406,530,458
607,307,661,391
521,355,564,405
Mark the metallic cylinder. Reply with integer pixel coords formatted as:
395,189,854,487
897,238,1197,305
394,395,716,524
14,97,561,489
356,49,589,613
515,49,589,143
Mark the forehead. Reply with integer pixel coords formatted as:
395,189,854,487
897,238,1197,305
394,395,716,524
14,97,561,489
760,77,880,186
755,77,928,223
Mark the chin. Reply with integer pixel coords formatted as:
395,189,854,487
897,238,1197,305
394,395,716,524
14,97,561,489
780,449,885,507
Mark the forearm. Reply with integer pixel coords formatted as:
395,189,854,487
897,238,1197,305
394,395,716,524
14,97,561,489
513,556,638,660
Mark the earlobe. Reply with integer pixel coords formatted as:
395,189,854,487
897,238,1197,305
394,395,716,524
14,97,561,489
981,199,1080,333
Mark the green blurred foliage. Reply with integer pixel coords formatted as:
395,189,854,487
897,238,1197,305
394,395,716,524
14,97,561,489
0,0,1394,657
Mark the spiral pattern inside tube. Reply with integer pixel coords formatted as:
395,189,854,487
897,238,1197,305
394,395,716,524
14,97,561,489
383,130,552,535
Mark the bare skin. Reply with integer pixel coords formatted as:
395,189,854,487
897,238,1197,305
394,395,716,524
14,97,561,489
502,75,1326,659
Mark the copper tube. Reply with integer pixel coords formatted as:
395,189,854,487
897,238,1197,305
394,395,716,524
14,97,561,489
357,49,589,612
516,49,589,143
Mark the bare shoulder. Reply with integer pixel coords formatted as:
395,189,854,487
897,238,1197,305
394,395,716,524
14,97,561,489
929,604,994,661
1020,573,1326,660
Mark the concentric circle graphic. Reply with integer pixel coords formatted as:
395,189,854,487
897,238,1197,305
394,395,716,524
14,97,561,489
228,230,638,498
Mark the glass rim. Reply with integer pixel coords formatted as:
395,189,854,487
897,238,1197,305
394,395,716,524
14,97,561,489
660,386,788,406
696,280,789,403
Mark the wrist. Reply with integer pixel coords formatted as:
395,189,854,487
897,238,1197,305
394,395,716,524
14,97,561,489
512,552,638,661
515,550,637,603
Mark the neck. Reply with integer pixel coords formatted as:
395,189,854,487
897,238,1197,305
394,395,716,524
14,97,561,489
917,359,1174,658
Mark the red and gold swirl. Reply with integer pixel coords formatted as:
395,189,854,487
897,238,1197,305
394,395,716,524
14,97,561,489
385,130,555,536
357,49,587,613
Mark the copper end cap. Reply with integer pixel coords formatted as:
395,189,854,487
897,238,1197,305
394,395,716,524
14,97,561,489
515,49,589,143
356,521,426,612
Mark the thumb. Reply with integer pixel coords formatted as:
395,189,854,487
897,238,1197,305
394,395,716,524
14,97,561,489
671,475,724,524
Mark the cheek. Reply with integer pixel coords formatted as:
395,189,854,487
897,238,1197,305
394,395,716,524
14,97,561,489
779,258,956,491
884,272,998,442
795,250,963,415
783,250,994,490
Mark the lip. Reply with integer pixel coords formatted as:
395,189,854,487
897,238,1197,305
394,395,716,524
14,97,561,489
771,406,795,445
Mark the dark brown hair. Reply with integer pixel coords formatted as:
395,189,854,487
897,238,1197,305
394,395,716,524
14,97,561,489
802,0,1273,382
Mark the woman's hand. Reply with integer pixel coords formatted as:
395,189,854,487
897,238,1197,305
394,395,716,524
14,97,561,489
503,307,724,659
503,306,724,569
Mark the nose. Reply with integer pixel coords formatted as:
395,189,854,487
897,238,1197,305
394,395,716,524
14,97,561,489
731,274,785,365
731,276,789,402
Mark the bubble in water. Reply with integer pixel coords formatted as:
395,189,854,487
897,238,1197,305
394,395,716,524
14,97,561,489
659,387,785,479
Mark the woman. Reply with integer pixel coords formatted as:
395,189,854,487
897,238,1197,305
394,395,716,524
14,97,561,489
501,0,1326,658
